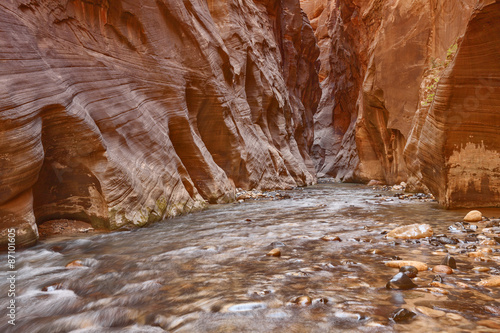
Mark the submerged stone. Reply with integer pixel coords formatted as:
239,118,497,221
387,224,433,239
386,272,417,290
441,255,457,269
390,308,416,322
266,248,281,257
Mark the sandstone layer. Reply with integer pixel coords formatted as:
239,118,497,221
304,0,499,207
0,0,321,248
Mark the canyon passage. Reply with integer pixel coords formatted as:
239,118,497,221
1,0,500,332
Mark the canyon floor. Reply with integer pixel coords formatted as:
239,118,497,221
1,183,500,332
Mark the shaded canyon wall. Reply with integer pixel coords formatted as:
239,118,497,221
303,0,500,208
0,0,321,248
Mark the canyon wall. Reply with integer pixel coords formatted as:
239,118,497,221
304,0,500,207
0,0,321,248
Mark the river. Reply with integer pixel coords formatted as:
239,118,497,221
1,183,500,332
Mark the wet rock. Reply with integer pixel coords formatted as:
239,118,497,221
387,224,433,239
449,222,467,233
385,260,428,271
312,297,328,305
494,237,500,244
65,260,85,268
390,308,416,322
467,251,484,258
436,236,459,245
399,266,418,278
441,255,457,269
472,266,490,272
321,235,341,242
478,276,500,287
464,235,478,243
386,272,417,290
464,210,482,222
266,248,281,257
368,180,385,186
432,275,444,283
416,306,445,318
291,296,312,306
433,265,453,274
270,242,286,248
42,283,64,292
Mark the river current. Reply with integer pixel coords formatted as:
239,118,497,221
1,183,500,332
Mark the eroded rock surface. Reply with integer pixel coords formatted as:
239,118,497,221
0,0,321,248
303,0,499,208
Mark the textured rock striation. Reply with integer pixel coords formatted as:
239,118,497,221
304,0,500,207
0,0,321,248
406,0,500,208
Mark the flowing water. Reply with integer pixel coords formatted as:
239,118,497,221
1,183,500,332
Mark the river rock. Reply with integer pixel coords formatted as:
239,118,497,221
387,224,433,239
65,260,85,268
441,255,457,269
386,272,417,290
473,267,490,272
399,266,418,278
464,210,482,222
432,265,453,274
385,260,428,271
294,296,312,306
321,235,341,242
266,248,281,257
478,276,500,287
390,308,416,322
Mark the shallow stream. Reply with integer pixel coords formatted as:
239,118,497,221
1,184,500,332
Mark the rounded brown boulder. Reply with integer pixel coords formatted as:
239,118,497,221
433,265,453,274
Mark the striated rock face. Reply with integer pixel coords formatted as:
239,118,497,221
406,0,500,208
304,0,500,208
0,0,320,248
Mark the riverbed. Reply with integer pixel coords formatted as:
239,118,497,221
1,183,500,332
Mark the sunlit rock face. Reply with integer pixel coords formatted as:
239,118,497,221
0,0,320,248
303,0,500,208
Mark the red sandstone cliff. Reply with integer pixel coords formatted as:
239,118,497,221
0,0,321,248
303,0,499,208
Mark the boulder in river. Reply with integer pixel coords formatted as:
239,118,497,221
385,260,428,271
291,296,312,306
266,248,281,257
65,260,85,268
387,224,433,239
390,308,416,322
386,272,417,290
432,265,453,274
441,255,457,269
321,235,341,242
464,210,482,222
399,266,418,278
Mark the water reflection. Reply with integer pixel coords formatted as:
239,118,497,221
1,184,499,332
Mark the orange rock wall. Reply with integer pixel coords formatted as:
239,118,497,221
303,0,499,208
0,0,321,247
